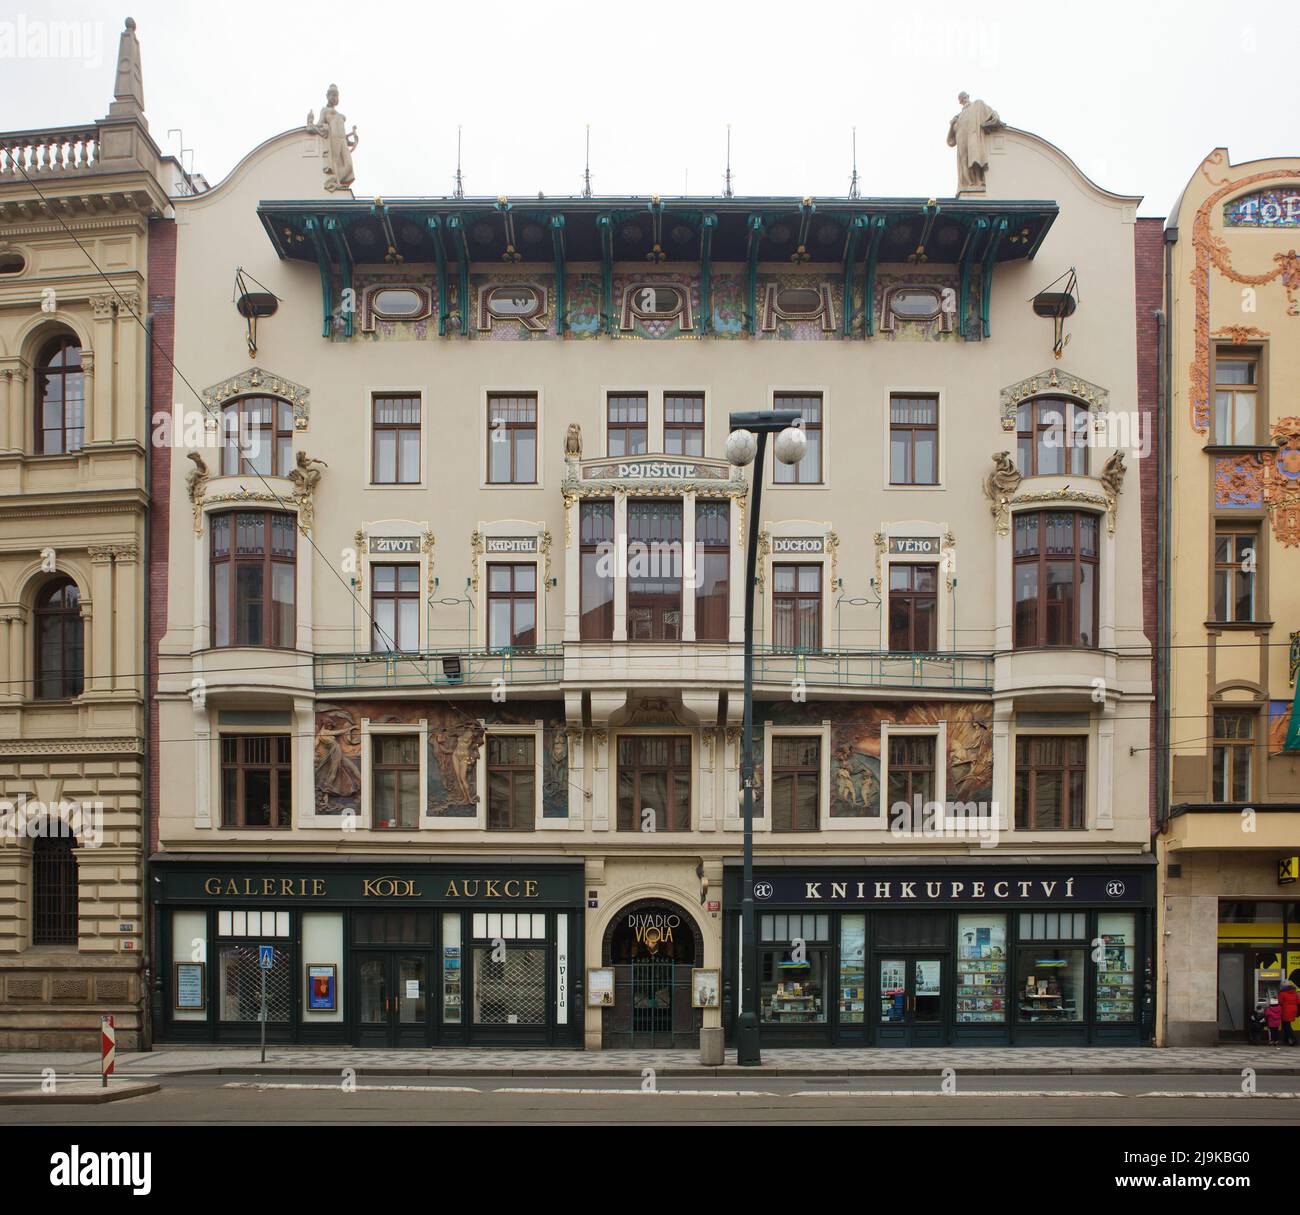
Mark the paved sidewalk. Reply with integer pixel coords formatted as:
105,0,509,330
1,1044,1298,1076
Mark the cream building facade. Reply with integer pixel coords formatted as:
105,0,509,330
1158,150,1300,1045
153,96,1155,1049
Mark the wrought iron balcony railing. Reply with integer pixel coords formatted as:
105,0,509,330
314,645,564,690
753,645,994,692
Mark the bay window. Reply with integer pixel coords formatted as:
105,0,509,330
211,511,296,649
1013,510,1098,649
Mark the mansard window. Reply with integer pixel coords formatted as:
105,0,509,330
617,735,690,832
627,500,683,641
371,394,421,484
664,393,705,456
1013,511,1098,649
372,735,420,830
371,563,419,652
210,511,297,649
221,734,292,828
34,578,84,699
888,563,937,652
487,563,537,650
486,735,535,831
695,500,730,642
35,334,85,455
1213,529,1257,622
486,393,537,484
773,563,821,651
1015,735,1086,830
31,834,78,945
889,394,938,485
220,396,293,477
772,393,822,484
579,500,614,640
607,392,648,457
1213,350,1260,446
1015,397,1088,477
1212,710,1255,803
771,736,820,833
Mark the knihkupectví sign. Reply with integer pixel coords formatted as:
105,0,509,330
751,873,1146,905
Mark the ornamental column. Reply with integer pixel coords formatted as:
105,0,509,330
111,544,141,694
88,294,116,445
86,545,115,695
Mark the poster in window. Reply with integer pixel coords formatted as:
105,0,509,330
587,967,615,1007
692,968,721,1009
174,962,205,1011
306,964,337,1011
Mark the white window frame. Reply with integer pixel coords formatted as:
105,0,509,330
481,386,545,490
360,716,429,833
476,519,548,651
365,386,426,490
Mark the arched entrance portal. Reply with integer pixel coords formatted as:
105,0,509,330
602,898,702,1049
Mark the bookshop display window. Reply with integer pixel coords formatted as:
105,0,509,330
1095,911,1137,1022
1015,911,1086,1024
760,913,829,1025
839,914,866,1025
956,913,1008,1024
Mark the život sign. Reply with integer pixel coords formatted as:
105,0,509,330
752,873,1146,904
888,536,942,556
368,536,420,555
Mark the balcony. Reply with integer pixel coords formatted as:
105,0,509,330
0,126,99,178
753,646,993,694
314,645,564,692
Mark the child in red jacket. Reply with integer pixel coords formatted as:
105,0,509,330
1266,999,1283,1046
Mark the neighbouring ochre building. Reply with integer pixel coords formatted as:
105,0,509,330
1156,150,1300,1045
148,84,1161,1052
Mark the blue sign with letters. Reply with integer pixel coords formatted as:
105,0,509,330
258,945,274,970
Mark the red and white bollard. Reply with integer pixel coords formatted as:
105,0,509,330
100,1014,115,1088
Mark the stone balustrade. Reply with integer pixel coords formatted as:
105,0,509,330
0,127,100,178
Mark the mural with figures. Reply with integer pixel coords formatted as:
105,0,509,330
314,701,567,819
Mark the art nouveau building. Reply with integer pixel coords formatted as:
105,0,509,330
153,96,1156,1049
1157,151,1300,1045
0,22,188,1047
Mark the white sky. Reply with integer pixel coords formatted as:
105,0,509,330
0,0,1295,217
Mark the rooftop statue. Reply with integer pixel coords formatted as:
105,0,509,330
947,92,1002,193
307,84,359,193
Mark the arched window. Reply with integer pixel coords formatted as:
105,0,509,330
220,396,294,476
34,578,84,699
1015,397,1088,477
35,334,85,455
32,833,78,945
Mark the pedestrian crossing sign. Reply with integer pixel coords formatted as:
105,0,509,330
259,945,275,969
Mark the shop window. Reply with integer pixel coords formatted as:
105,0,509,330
34,334,85,455
770,736,820,832
371,563,419,652
487,563,536,650
472,945,547,1025
956,913,1007,1024
220,734,292,828
371,393,421,484
1213,350,1259,446
1013,510,1098,649
694,500,729,641
486,392,537,484
31,834,77,945
218,943,291,1022
888,563,937,652
759,913,829,1025
607,392,648,456
486,735,536,831
772,392,822,484
1096,911,1137,1023
839,914,866,1025
217,909,291,937
442,913,462,1025
33,577,84,699
772,563,821,651
886,734,936,820
664,392,704,455
1213,529,1258,622
372,734,420,829
579,500,614,640
471,912,547,940
1015,397,1088,477
220,395,293,477
1212,709,1256,802
889,394,939,485
617,735,690,832
1015,922,1085,1024
210,511,297,649
627,500,683,640
1014,735,1086,830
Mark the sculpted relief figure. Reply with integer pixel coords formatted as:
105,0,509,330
307,84,359,192
564,422,583,459
947,92,1002,192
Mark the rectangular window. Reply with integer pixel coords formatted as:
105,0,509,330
617,735,690,832
1015,398,1089,477
1213,351,1259,446
694,500,729,641
771,736,820,832
486,393,537,484
371,563,419,652
773,393,822,484
607,392,648,457
487,563,537,650
221,735,292,828
760,913,829,1023
1213,529,1257,622
1014,735,1086,830
955,914,1008,1025
579,501,614,640
888,563,938,651
1095,911,1137,1023
220,396,293,478
772,563,821,650
486,734,535,831
664,393,705,455
372,734,419,830
1013,510,1098,649
887,734,936,815
1212,710,1255,802
372,394,421,484
889,394,938,485
211,512,296,649
1015,946,1084,1023
627,500,683,640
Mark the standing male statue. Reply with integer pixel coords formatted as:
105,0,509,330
947,92,1002,192
307,84,359,192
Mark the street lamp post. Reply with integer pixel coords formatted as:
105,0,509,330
726,408,806,1067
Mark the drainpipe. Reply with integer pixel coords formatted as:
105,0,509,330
141,313,154,1050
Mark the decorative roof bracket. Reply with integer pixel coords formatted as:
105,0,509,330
699,213,717,336
744,214,765,336
861,214,887,337
303,216,333,338
841,215,868,336
551,214,566,336
325,217,354,337
958,216,987,340
980,216,1009,339
597,213,614,334
425,215,449,336
446,214,471,336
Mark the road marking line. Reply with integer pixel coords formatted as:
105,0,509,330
222,1082,480,1093
790,1089,1125,1098
494,1087,781,1096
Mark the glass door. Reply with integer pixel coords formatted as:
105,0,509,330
394,954,428,1046
875,955,947,1046
355,951,390,1047
353,951,430,1046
